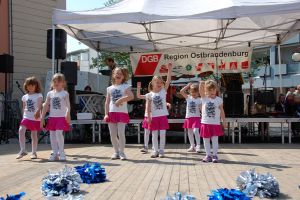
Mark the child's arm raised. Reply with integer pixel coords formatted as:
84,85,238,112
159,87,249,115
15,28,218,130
199,81,205,98
164,63,173,90
180,83,192,99
136,82,146,100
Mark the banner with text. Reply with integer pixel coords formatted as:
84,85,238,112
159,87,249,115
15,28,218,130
130,48,252,76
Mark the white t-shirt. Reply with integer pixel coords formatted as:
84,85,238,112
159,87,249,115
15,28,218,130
107,83,130,113
47,90,69,117
22,93,43,121
185,95,201,118
201,96,223,125
147,89,168,117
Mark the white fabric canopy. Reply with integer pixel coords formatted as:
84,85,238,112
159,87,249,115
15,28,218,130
53,0,300,52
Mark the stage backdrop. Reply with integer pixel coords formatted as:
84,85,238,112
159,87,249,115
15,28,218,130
130,48,252,76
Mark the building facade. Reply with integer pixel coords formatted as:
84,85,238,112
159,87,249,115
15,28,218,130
0,0,66,99
67,48,99,73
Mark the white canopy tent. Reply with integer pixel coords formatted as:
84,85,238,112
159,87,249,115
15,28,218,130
52,0,300,92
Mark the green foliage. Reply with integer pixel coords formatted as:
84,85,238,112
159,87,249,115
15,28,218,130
104,0,122,7
91,51,132,75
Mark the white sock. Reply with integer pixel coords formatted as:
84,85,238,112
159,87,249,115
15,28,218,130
193,128,201,147
144,129,150,148
56,130,65,155
203,138,211,156
211,136,219,156
18,126,26,152
152,130,159,152
31,131,38,153
108,123,119,153
159,130,166,153
187,128,195,147
50,131,59,154
117,123,126,153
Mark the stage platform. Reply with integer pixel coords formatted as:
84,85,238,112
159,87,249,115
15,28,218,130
0,143,300,199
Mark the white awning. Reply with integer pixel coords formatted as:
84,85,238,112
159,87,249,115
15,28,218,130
53,0,300,52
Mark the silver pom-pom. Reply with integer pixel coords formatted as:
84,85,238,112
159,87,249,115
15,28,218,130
41,166,82,197
236,169,280,198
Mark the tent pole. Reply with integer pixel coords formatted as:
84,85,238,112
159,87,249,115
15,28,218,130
278,44,283,93
52,23,56,74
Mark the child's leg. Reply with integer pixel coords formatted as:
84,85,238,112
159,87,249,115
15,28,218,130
117,123,126,153
203,137,211,156
211,136,219,156
18,126,27,152
152,130,159,152
108,123,119,153
50,131,59,155
187,128,195,147
31,131,38,153
159,130,166,154
55,130,65,155
193,128,201,148
144,129,150,149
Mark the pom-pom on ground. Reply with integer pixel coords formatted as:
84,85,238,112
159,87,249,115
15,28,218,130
75,162,106,184
208,188,251,200
236,169,280,198
41,166,82,197
0,192,25,200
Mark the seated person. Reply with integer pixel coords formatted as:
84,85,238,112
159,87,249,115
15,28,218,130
274,94,285,115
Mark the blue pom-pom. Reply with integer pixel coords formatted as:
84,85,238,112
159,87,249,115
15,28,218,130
75,162,106,184
41,166,82,197
162,192,196,200
208,188,251,200
0,192,25,200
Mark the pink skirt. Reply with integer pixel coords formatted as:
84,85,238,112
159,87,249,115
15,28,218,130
183,117,201,129
46,117,70,131
149,116,169,131
200,124,224,138
105,112,130,123
20,119,41,131
142,117,149,129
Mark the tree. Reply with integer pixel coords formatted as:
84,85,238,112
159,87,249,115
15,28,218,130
104,0,122,7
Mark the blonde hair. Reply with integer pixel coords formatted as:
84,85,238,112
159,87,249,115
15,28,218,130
50,73,67,90
148,76,165,92
189,84,199,93
23,76,42,93
111,67,129,84
205,79,218,91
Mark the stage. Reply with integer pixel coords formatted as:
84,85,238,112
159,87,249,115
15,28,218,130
0,142,300,199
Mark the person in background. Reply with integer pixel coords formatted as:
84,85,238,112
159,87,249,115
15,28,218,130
285,93,297,135
274,94,285,115
105,57,116,74
294,95,300,135
286,87,296,99
294,85,300,96
84,85,92,92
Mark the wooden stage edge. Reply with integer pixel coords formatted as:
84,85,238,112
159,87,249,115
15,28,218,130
0,143,300,199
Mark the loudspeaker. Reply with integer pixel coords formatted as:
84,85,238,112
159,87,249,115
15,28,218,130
255,90,275,105
0,54,14,73
61,61,77,85
131,76,153,88
47,29,67,59
223,91,244,117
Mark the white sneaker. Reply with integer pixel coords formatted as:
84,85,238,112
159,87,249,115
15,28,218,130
49,153,59,161
187,146,195,152
111,153,120,160
151,151,159,158
30,152,37,159
16,151,28,159
195,146,201,153
59,153,66,161
119,152,127,160
159,150,165,158
140,147,148,154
